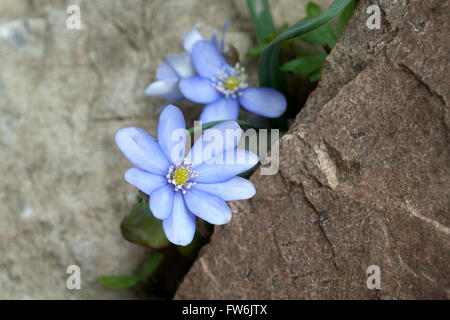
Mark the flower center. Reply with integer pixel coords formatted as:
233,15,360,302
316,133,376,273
211,63,248,99
173,167,189,186
224,77,240,90
166,159,198,193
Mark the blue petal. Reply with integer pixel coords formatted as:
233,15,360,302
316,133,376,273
183,25,204,53
156,60,179,81
179,76,221,103
195,149,259,183
184,188,231,225
199,97,239,123
163,192,196,246
150,184,174,220
211,28,219,50
165,53,196,78
158,105,186,165
187,121,242,167
220,21,231,52
191,40,227,78
194,177,255,201
116,127,170,175
124,168,166,195
239,87,287,118
145,80,184,100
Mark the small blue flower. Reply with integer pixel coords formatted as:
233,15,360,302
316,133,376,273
115,105,258,246
180,40,287,123
145,23,230,103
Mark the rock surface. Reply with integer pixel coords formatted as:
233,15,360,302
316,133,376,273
2,0,337,299
176,0,450,299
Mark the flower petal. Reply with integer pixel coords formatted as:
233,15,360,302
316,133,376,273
211,28,219,50
179,76,221,104
199,97,239,123
191,40,227,78
166,53,196,78
163,192,196,246
195,149,259,183
157,105,186,165
184,188,231,225
156,60,179,81
220,21,231,52
124,168,166,195
239,87,287,118
150,184,174,220
187,121,242,167
194,177,255,201
116,127,170,175
145,80,184,100
183,25,204,53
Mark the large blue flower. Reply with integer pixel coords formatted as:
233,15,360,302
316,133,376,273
180,40,287,123
115,105,258,246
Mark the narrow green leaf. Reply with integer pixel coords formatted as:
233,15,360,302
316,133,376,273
99,275,140,289
137,253,164,281
187,120,259,136
246,0,276,44
258,0,351,87
281,52,327,75
120,201,169,249
336,0,356,36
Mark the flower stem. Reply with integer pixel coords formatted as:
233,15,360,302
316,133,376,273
187,120,260,136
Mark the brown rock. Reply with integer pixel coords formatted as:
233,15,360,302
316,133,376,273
175,0,450,299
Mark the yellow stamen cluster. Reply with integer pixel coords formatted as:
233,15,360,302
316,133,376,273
166,159,198,193
173,167,189,186
224,77,240,91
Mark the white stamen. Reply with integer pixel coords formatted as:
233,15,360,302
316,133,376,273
211,63,248,99
165,159,198,193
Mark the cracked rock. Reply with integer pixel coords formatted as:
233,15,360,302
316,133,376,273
176,0,450,299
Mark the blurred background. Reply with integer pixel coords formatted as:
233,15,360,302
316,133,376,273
0,0,332,299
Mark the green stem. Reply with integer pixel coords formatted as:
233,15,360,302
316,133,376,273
187,120,260,136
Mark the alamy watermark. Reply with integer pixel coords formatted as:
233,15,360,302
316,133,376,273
66,5,81,30
166,122,280,176
366,265,381,289
66,265,81,290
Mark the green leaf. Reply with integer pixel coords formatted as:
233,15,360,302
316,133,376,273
137,253,164,281
99,275,140,289
306,2,324,18
187,120,259,136
336,0,356,36
300,23,337,48
258,0,352,88
246,44,267,57
300,3,337,48
281,52,327,75
309,71,321,82
121,201,169,249
246,0,276,44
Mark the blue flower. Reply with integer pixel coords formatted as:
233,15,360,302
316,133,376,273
145,23,230,103
115,105,258,246
179,40,287,123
